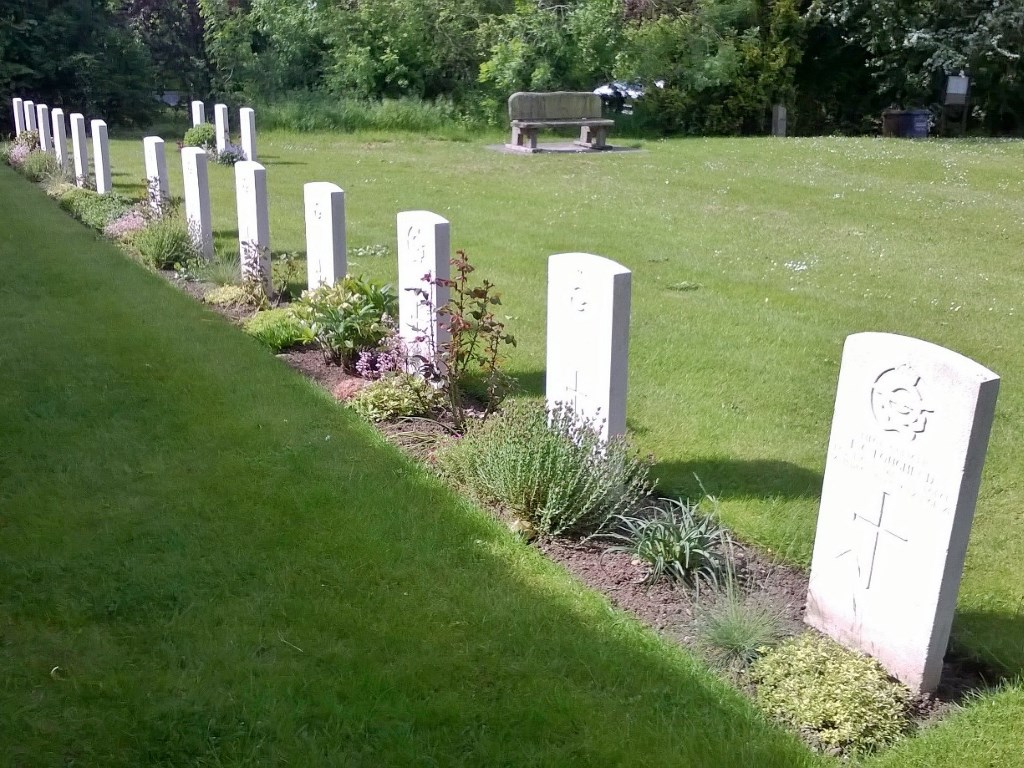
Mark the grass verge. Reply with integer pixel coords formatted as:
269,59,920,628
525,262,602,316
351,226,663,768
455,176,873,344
0,163,822,765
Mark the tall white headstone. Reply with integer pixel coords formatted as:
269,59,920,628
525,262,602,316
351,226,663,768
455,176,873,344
36,104,52,153
304,182,346,289
52,108,68,169
546,253,632,442
24,100,36,132
12,98,25,135
70,113,88,187
181,148,213,260
806,332,1000,694
397,211,451,370
214,103,229,153
143,136,169,209
234,161,271,292
91,119,111,194
191,100,206,127
239,107,256,162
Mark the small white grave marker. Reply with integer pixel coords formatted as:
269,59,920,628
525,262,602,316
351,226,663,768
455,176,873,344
36,104,52,153
546,253,632,442
181,148,213,260
24,100,36,132
143,136,169,209
70,113,88,187
806,332,1000,694
91,119,111,194
12,98,25,135
191,100,206,127
235,161,271,292
52,108,68,169
772,104,787,137
239,107,256,161
304,182,346,289
397,211,451,370
214,103,229,152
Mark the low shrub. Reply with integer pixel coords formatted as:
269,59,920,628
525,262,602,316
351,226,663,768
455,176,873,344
437,401,654,536
696,582,788,671
748,633,912,754
604,497,728,586
58,187,134,231
243,308,313,351
133,217,198,270
348,373,445,422
204,284,257,308
292,276,398,368
183,123,216,150
20,150,59,182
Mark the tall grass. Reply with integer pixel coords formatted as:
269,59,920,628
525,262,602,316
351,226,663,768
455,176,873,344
254,94,482,137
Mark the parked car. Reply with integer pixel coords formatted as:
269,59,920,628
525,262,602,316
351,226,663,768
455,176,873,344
592,81,664,113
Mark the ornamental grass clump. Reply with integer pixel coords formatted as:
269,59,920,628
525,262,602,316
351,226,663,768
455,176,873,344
695,578,788,671
604,497,728,586
748,632,912,755
437,400,653,536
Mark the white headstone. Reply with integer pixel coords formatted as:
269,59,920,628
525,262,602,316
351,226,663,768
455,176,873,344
52,108,68,169
181,148,213,260
546,253,632,442
12,98,25,135
143,136,169,210
772,104,787,137
234,161,271,292
91,119,111,194
304,182,346,289
36,104,52,153
239,107,256,162
191,100,206,127
24,100,36,132
397,211,451,370
70,113,88,187
806,332,1000,694
214,103,229,152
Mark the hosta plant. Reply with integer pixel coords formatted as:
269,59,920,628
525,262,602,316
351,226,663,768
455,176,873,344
292,276,398,368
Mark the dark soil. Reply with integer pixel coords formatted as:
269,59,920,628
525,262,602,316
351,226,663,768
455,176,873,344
164,268,1004,750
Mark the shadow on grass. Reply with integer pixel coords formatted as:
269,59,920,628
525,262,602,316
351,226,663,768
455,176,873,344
952,608,1024,680
655,458,823,501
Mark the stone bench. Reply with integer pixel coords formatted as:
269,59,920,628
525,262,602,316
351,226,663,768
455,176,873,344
507,91,615,153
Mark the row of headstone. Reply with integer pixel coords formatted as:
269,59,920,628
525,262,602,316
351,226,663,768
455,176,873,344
15,98,997,699
11,97,111,193
189,100,258,161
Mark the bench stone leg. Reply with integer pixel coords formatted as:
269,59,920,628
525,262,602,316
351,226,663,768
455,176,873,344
578,125,609,150
510,126,539,152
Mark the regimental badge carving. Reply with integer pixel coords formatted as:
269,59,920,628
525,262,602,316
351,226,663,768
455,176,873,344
406,226,426,266
871,365,932,440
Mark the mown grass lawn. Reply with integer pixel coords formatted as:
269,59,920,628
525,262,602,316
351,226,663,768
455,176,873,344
4,124,1022,765
0,164,823,765
107,125,1024,678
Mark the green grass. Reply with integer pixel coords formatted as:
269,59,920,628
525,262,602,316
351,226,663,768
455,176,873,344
0,164,825,765
21,121,1024,763
103,123,1024,677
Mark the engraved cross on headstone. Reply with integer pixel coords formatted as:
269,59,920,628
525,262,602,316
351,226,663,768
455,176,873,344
838,491,909,590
